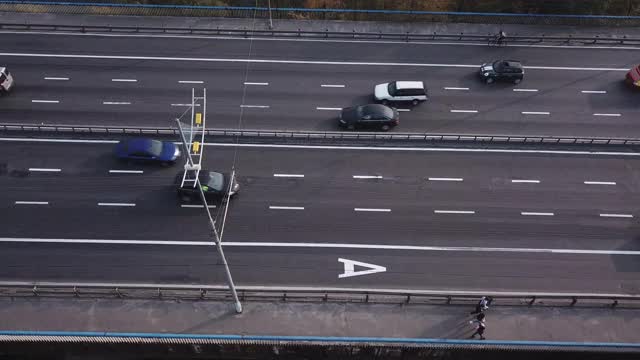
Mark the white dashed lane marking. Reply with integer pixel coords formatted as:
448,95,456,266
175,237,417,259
593,113,621,117
244,82,269,86
269,206,305,210
600,213,633,218
584,181,616,185
443,87,469,90
178,80,204,84
321,84,346,88
181,204,217,208
450,109,478,113
521,212,555,216
273,174,305,178
428,177,463,182
31,100,59,103
513,88,539,92
581,90,607,94
434,210,476,214
28,168,61,172
111,79,138,82
354,208,391,212
353,175,383,179
44,77,69,81
511,179,540,184
522,111,550,115
15,201,49,205
102,101,131,105
316,107,342,111
109,170,144,174
240,105,270,108
97,203,136,207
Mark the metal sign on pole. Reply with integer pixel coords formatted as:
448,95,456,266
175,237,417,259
174,88,243,313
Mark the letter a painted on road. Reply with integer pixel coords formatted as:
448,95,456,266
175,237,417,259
338,258,387,279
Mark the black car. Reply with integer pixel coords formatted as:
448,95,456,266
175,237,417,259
338,104,399,131
175,170,240,201
480,60,524,84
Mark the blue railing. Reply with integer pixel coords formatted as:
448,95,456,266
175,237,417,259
2,0,640,20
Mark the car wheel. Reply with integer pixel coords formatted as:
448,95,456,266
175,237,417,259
485,77,494,84
347,124,356,130
411,99,419,106
381,100,389,105
381,124,390,131
513,78,522,84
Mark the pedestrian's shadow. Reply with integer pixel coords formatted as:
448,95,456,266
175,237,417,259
421,310,477,339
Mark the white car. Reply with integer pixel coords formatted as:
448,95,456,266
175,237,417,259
374,81,427,105
0,67,14,93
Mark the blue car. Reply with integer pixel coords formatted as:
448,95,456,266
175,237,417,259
114,138,181,165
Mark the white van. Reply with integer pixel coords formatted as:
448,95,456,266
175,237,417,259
0,67,14,93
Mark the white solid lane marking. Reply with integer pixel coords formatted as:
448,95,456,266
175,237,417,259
444,87,469,90
5,238,640,256
511,179,541,184
1,52,630,71
522,111,550,115
109,170,143,174
97,202,136,207
600,213,633,218
15,201,49,205
316,107,342,111
593,113,621,117
179,80,204,84
28,168,61,172
450,109,478,113
102,101,131,105
428,177,463,182
240,104,270,108
338,258,386,279
396,109,411,112
434,210,476,214
584,181,616,185
354,208,391,212
180,204,217,208
513,88,539,92
321,84,346,88
581,90,607,94
273,174,304,178
111,78,137,82
4,137,640,157
31,100,59,103
269,206,305,210
244,82,269,86
353,175,383,179
521,212,555,216
44,77,69,81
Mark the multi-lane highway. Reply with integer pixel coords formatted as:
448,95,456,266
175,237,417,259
1,31,640,137
1,138,639,294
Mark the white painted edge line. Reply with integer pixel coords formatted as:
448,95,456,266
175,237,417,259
354,208,391,212
102,101,131,105
111,78,138,82
428,177,463,182
593,113,621,117
321,84,345,88
600,213,633,218
273,174,304,178
180,204,217,208
240,104,270,108
443,87,469,90
450,109,478,113
31,100,59,103
97,202,136,207
396,109,411,112
14,201,49,205
44,77,69,81
434,210,475,214
511,179,540,184
6,238,640,258
109,170,143,174
316,107,342,111
244,82,269,86
28,168,61,172
513,88,539,92
353,175,383,179
521,212,555,216
269,206,305,210
584,181,616,185
581,90,607,94
522,111,550,115
178,80,204,84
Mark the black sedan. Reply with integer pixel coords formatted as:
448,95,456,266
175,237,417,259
338,104,399,131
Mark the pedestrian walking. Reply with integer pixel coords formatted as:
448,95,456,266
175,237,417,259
469,319,486,340
470,296,491,315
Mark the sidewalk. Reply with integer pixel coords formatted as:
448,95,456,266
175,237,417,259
2,11,640,39
0,297,638,344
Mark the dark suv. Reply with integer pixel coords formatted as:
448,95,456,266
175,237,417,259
480,60,524,84
175,170,239,202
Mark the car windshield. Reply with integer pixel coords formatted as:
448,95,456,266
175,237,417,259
387,82,397,96
492,60,504,71
361,105,393,119
145,140,163,157
203,172,225,191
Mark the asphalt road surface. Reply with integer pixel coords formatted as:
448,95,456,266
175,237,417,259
1,139,639,294
2,32,640,137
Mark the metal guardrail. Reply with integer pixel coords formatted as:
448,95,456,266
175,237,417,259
2,123,640,146
1,22,639,46
1,282,639,308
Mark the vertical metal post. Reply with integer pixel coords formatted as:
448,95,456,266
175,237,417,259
268,0,273,29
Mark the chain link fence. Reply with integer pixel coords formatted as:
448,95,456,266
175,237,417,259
2,1,640,26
